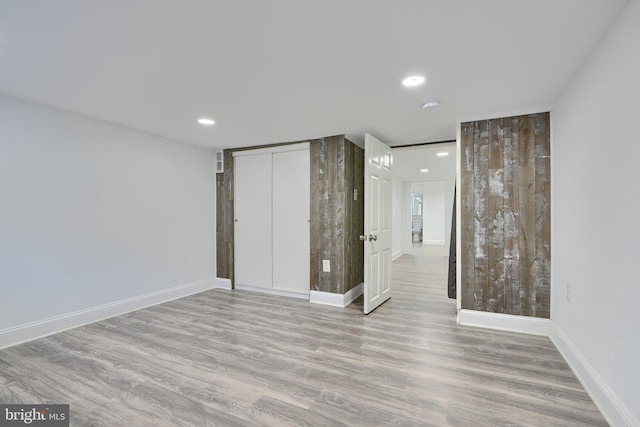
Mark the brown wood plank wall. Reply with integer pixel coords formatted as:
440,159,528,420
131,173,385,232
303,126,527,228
352,145,365,290
216,136,364,296
460,112,550,318
310,136,364,294
215,149,234,281
460,123,475,309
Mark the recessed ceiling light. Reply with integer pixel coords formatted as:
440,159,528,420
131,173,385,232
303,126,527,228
402,75,425,87
197,117,215,126
422,100,441,110
437,152,449,157
420,168,429,173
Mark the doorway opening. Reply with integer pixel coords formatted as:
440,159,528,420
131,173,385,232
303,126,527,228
391,142,456,298
411,194,423,243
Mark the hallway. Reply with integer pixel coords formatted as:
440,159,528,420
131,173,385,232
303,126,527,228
350,243,455,318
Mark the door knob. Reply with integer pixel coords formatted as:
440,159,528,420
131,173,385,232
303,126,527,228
360,234,378,241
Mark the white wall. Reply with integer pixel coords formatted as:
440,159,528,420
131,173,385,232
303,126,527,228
391,178,414,258
552,1,640,425
410,177,455,256
401,182,413,255
391,177,403,258
0,95,216,346
421,181,445,245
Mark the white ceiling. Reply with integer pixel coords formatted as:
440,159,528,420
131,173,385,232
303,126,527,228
0,1,628,149
393,142,456,184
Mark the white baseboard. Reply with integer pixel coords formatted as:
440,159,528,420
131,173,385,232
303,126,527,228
424,240,445,245
310,283,363,307
392,251,403,261
309,290,344,306
550,326,638,427
0,279,216,350
457,309,551,336
215,277,232,290
344,283,363,306
234,284,309,300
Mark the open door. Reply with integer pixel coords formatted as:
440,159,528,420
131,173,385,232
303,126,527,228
362,134,393,314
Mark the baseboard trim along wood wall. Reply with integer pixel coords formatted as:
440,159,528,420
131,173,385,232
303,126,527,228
0,279,216,350
215,277,232,290
457,309,551,336
550,326,639,427
234,284,309,300
310,283,363,307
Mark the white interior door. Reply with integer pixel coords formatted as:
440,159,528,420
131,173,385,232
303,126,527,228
272,148,310,293
363,133,393,314
234,153,273,288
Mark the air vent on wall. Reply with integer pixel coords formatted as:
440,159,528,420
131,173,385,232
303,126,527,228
215,151,224,173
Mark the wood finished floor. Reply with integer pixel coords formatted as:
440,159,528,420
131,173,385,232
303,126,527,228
0,245,607,426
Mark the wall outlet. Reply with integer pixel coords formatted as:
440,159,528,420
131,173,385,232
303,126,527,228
566,282,571,303
322,259,331,272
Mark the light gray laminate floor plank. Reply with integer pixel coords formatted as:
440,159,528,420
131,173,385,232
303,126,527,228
0,245,607,426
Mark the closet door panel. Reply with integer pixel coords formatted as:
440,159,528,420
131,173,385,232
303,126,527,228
234,153,272,288
272,149,310,293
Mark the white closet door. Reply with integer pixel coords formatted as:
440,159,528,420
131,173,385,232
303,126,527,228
272,149,310,293
234,153,272,288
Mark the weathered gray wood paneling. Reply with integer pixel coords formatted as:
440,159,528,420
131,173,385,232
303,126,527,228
311,136,341,293
216,150,234,281
346,142,364,293
487,118,505,313
309,139,324,293
215,135,364,296
342,142,352,293
534,113,551,318
310,136,364,294
347,138,365,294
460,112,550,318
460,122,476,309
473,120,490,311
518,115,536,316
503,117,520,314
353,144,365,289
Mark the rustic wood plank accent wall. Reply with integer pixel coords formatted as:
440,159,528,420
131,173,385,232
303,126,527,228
460,112,550,318
310,136,364,294
349,143,365,292
216,149,234,281
216,136,364,295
